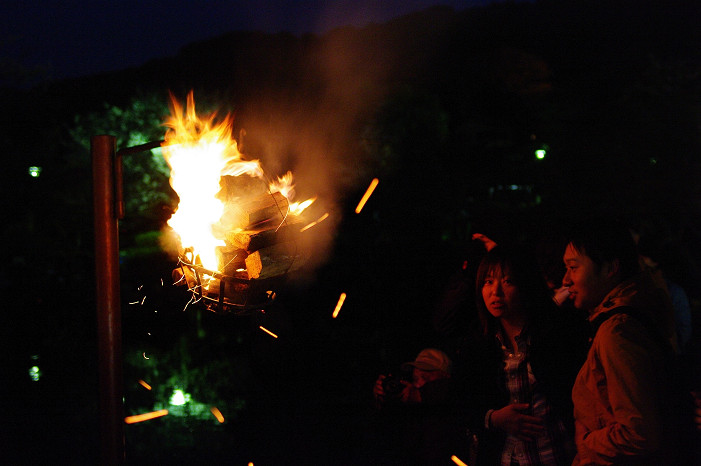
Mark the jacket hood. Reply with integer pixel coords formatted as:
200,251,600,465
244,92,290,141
589,272,675,341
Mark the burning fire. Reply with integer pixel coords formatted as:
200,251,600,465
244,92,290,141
161,92,314,274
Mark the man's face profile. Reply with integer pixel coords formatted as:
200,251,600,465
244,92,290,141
563,243,614,312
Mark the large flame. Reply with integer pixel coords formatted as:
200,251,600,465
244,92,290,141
162,92,313,271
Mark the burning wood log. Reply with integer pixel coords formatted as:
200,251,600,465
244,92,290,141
221,190,307,280
172,187,310,311
225,222,302,254
244,242,307,279
218,176,290,229
242,191,289,227
215,246,248,275
172,263,198,289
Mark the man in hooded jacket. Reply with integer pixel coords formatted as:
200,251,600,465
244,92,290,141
562,220,691,465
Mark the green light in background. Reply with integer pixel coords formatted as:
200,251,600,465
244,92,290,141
535,143,550,160
29,366,41,382
28,166,42,178
170,389,191,406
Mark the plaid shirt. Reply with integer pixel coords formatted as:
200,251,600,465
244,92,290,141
496,330,574,466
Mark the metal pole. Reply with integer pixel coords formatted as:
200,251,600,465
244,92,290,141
91,135,124,465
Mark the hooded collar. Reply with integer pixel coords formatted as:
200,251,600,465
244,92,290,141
588,272,667,333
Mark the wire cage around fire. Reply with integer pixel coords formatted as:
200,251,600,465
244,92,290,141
173,246,295,315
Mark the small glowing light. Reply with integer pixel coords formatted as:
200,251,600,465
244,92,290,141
210,406,225,423
355,178,379,213
170,389,191,406
143,352,149,359
535,143,549,160
29,366,41,382
451,455,468,466
259,326,278,338
28,166,42,178
138,380,152,390
124,409,169,424
332,293,347,318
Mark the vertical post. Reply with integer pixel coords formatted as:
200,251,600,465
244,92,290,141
91,135,124,465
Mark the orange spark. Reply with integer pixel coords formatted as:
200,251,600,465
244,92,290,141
124,409,168,424
138,380,152,390
259,326,278,338
451,455,468,466
210,406,225,423
355,178,379,213
300,212,329,232
332,292,347,318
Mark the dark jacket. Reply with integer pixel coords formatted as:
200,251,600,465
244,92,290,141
456,308,589,465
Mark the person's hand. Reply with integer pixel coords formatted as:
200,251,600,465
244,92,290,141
472,233,498,251
490,403,545,441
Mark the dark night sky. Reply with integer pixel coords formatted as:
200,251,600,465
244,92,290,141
1,0,531,81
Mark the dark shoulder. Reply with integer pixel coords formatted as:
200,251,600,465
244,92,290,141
530,308,591,367
594,308,662,353
533,305,589,341
453,323,500,374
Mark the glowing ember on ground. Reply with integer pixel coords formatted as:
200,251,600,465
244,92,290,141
259,325,279,338
355,178,379,213
210,406,225,423
138,380,152,390
332,292,347,318
124,409,168,424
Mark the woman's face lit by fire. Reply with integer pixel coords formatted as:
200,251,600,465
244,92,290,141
481,264,523,321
